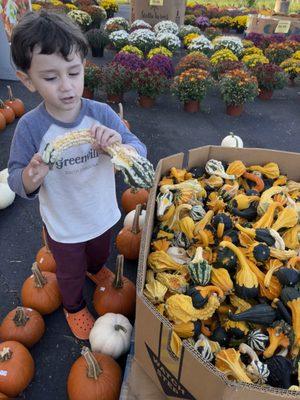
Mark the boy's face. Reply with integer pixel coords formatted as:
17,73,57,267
17,48,85,121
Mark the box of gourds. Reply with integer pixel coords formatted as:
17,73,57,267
134,145,300,400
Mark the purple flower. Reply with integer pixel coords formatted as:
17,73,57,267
269,34,286,44
195,16,210,29
113,52,145,71
146,55,174,78
288,34,300,42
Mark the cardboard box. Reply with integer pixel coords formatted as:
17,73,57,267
130,0,186,26
135,146,300,400
246,14,300,35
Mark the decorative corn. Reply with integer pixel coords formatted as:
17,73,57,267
42,129,154,189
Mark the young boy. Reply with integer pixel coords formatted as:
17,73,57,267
8,11,146,340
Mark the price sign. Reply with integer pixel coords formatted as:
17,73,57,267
275,20,291,33
149,0,164,5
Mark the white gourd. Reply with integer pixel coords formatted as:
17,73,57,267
221,132,243,148
124,209,146,230
0,182,15,209
0,168,9,183
89,313,132,359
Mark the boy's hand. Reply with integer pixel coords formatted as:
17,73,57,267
22,154,49,194
90,124,121,152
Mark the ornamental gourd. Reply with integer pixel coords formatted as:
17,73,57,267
188,247,212,285
0,341,34,397
89,313,132,359
116,204,142,260
67,347,122,400
93,255,136,318
0,306,45,348
21,262,62,315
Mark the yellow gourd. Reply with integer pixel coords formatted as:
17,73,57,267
226,160,246,178
147,251,183,272
247,162,280,179
271,207,298,231
253,202,284,229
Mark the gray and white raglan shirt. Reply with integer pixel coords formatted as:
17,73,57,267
8,99,147,243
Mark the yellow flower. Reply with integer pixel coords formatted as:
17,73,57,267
293,51,300,60
147,46,173,59
183,33,200,47
32,3,41,10
65,3,77,9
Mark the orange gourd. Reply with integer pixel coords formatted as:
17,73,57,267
242,171,265,192
0,100,15,124
121,188,148,213
0,306,45,348
21,262,62,315
0,341,34,398
36,227,57,273
0,113,6,131
93,254,136,318
4,86,25,117
67,347,122,400
116,204,142,260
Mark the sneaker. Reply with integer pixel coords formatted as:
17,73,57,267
63,307,95,340
86,266,113,286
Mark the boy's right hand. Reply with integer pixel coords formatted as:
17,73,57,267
22,153,49,194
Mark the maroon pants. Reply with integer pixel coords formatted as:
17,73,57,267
45,228,112,313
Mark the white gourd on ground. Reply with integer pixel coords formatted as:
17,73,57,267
123,209,146,229
221,132,243,148
0,168,15,209
89,313,132,359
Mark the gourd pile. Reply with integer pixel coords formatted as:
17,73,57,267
144,159,300,390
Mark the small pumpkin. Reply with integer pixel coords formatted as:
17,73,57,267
0,341,34,397
116,204,142,260
0,306,45,348
0,100,15,124
4,86,25,117
221,132,243,148
93,255,136,318
21,262,62,315
124,208,146,230
67,347,122,400
35,227,56,273
121,188,148,213
0,113,6,131
89,313,132,359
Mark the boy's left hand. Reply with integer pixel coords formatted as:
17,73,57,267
90,124,121,152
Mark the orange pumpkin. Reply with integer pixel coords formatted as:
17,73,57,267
118,103,130,130
0,113,6,131
0,393,9,399
121,188,148,213
0,341,34,398
93,254,136,318
36,227,56,273
21,262,62,315
0,306,45,348
0,101,15,124
67,347,121,400
116,204,142,260
4,86,25,117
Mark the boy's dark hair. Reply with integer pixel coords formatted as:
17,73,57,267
11,11,89,72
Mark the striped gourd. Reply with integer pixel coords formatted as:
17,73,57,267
42,129,154,189
188,247,212,285
247,329,269,352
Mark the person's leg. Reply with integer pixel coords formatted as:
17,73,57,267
86,228,112,274
44,228,94,339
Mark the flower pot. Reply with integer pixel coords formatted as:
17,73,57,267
259,88,273,100
91,46,104,58
222,27,230,33
107,93,123,103
184,100,200,113
289,77,296,87
82,87,94,100
226,104,244,116
138,95,155,108
106,10,115,19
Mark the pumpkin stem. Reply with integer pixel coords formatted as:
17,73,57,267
7,85,14,101
81,347,102,379
131,204,142,234
113,254,124,289
114,324,127,334
13,306,30,327
0,347,12,362
31,262,47,288
118,103,124,119
42,226,50,251
0,99,5,109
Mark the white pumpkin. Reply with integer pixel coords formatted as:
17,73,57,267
0,168,9,183
124,209,146,230
0,182,15,209
221,132,243,148
89,313,132,359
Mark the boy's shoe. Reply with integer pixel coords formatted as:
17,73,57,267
64,307,95,340
86,266,113,286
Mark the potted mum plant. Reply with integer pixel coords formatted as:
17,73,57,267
109,30,129,51
83,61,102,99
175,52,211,75
132,68,169,108
171,68,213,113
280,57,300,85
67,10,92,31
252,63,287,100
219,69,259,116
145,55,174,78
101,62,132,103
99,0,118,19
264,43,294,65
85,29,109,57
81,5,107,29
